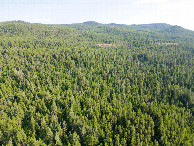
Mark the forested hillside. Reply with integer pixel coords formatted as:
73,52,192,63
0,21,193,145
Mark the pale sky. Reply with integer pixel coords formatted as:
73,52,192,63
0,0,194,30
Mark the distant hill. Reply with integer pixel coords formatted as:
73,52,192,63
128,23,173,31
66,21,194,44
127,23,193,36
0,20,194,45
83,21,100,26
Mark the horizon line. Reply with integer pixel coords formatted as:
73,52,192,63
0,20,193,31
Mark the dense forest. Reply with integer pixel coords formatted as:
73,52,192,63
0,21,193,145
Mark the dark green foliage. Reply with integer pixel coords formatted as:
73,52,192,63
0,21,193,145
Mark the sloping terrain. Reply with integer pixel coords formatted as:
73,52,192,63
0,21,193,145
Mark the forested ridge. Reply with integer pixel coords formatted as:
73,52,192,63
0,21,193,145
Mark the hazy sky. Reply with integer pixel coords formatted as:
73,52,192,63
0,0,194,30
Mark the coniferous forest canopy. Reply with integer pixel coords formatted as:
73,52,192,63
0,21,193,145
